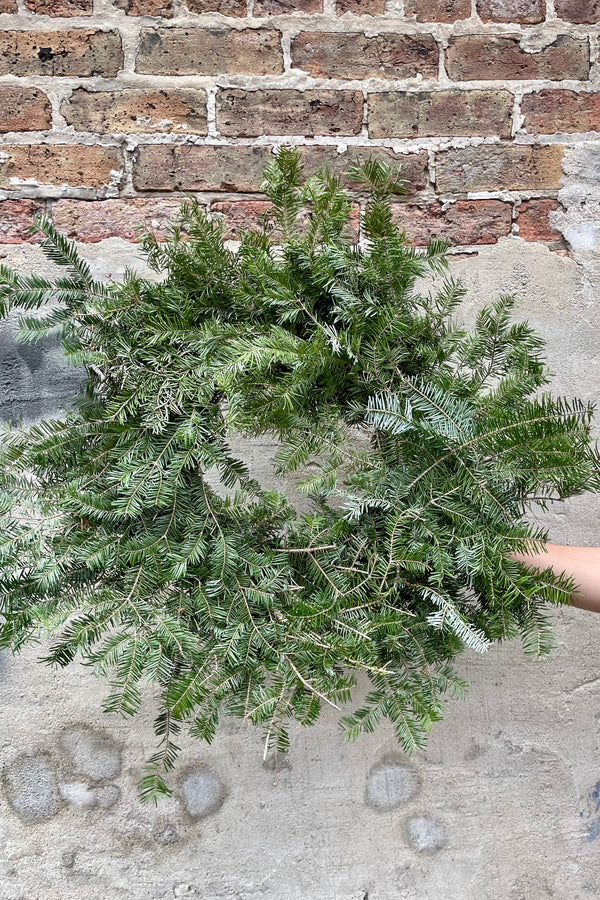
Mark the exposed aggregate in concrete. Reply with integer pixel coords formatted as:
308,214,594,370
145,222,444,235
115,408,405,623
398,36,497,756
405,816,448,854
3,752,63,823
179,766,226,819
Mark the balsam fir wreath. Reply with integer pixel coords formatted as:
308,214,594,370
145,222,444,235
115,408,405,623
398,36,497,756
0,149,597,800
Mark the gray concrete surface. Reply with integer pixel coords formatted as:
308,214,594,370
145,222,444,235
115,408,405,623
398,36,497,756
2,146,600,899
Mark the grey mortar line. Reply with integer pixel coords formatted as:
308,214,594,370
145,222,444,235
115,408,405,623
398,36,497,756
511,91,524,138
119,136,137,196
360,88,368,140
0,71,597,90
280,28,292,73
206,85,218,137
0,129,593,151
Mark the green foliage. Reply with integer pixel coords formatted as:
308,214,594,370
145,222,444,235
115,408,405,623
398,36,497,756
0,148,597,799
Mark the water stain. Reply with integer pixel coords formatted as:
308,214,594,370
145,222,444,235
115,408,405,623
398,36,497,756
179,766,226,820
59,724,122,782
365,759,420,811
405,815,448,854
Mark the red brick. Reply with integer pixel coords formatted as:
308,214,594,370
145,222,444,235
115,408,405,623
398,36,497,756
0,200,45,243
0,0,17,11
555,0,600,23
255,0,322,12
297,147,428,192
136,28,283,76
0,145,123,190
133,144,272,192
210,199,360,241
404,0,470,21
436,145,564,193
0,30,123,77
116,0,175,14
336,0,386,14
25,0,92,13
392,199,512,245
446,35,589,82
52,198,188,243
217,90,364,137
516,199,563,241
291,32,439,80
184,0,246,13
0,87,51,132
522,90,600,134
210,200,272,240
476,0,544,22
62,88,207,134
368,90,513,139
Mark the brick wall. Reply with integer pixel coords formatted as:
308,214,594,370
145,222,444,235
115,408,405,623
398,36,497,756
0,0,598,248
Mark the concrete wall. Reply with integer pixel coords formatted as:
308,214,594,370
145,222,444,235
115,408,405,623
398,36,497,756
1,142,600,900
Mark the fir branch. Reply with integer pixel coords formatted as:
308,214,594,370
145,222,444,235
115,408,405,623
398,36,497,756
0,147,595,797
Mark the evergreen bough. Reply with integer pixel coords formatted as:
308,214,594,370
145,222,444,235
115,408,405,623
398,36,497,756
0,149,597,799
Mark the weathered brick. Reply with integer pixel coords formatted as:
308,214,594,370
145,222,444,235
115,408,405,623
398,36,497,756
210,200,271,240
133,144,272,192
555,0,600,23
336,0,386,14
291,32,439,80
255,0,322,13
25,0,92,14
116,0,175,14
184,0,246,14
522,91,600,134
392,199,511,245
369,90,513,139
0,145,123,190
0,0,17,11
297,146,428,192
404,0,470,21
210,199,360,241
217,90,364,137
0,87,51,133
52,198,186,242
62,88,207,134
0,30,123,78
516,199,563,241
136,28,283,76
476,0,544,23
436,145,564,193
446,35,589,82
0,200,45,243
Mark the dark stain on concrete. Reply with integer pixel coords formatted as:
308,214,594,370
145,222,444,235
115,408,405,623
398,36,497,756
262,752,292,772
16,341,45,373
